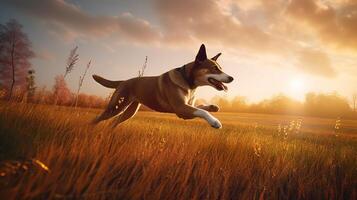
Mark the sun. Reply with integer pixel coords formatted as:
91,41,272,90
288,78,306,100
290,78,305,91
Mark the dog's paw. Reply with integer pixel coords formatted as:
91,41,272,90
208,105,220,112
209,117,222,129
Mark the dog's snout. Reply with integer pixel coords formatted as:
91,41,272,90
227,76,234,83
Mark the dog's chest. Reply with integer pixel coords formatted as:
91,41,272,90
186,89,196,105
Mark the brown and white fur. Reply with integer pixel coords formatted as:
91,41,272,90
92,44,234,128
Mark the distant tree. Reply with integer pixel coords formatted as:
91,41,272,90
353,93,357,112
231,96,248,112
26,69,36,102
305,92,351,118
53,75,71,105
212,96,231,111
258,94,302,115
0,19,34,99
75,93,107,108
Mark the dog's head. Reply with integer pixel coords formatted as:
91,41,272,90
191,44,234,91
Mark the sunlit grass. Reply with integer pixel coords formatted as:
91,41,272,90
0,102,356,199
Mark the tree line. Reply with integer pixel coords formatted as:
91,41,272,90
204,92,357,119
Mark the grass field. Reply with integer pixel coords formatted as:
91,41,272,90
0,102,356,199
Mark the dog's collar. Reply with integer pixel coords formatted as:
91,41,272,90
175,65,195,89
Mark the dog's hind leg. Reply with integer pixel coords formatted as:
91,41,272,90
111,101,141,128
92,89,131,124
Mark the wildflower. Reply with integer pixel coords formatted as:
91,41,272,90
289,120,295,132
334,117,341,137
295,118,302,134
283,125,288,139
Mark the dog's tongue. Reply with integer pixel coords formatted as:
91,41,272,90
210,79,228,91
209,78,228,92
216,81,228,92
222,84,228,91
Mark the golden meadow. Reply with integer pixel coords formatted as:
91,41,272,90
0,102,356,199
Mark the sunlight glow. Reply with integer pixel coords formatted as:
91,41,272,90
288,78,306,101
290,78,305,91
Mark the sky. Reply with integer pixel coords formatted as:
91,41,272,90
1,0,357,103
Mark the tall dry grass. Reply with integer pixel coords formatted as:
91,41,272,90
0,102,356,199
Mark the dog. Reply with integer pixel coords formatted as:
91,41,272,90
92,44,234,128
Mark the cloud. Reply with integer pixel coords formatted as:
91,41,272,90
297,49,336,78
152,0,343,78
286,0,357,52
3,0,162,43
152,0,357,78
3,0,355,78
153,0,291,54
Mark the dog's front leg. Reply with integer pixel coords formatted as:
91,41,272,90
193,109,222,128
176,105,222,129
196,104,220,112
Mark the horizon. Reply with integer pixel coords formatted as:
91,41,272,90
1,0,356,103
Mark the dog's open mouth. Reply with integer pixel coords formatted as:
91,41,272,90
208,78,227,91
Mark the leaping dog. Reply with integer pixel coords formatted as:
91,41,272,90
92,44,234,128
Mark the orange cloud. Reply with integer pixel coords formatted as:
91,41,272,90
287,0,357,52
3,0,356,78
154,0,290,54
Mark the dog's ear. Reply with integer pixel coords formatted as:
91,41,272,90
195,44,207,63
211,53,221,61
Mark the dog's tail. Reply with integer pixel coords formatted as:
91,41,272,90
92,74,123,89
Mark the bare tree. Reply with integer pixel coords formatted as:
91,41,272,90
138,56,148,77
0,19,34,100
74,60,91,108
